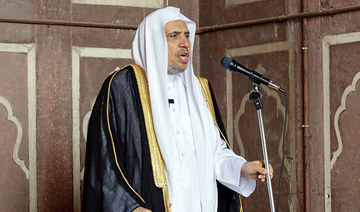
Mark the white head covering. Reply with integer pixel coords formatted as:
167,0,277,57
132,7,219,211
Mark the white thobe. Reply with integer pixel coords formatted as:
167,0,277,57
167,74,256,212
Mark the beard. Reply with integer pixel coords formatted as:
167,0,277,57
168,62,186,74
168,48,189,74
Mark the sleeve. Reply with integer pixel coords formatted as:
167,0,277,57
82,71,145,212
205,79,256,197
214,129,256,197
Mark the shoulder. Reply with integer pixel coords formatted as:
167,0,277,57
93,65,138,99
197,76,209,84
103,64,141,89
108,64,146,84
196,76,211,93
108,65,135,82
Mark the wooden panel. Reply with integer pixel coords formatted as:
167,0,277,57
0,51,29,212
0,43,37,212
322,33,360,212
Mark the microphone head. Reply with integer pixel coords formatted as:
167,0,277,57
220,57,233,70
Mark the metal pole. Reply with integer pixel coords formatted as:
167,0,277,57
257,109,276,212
249,84,275,212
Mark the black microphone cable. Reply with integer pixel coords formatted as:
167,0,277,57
276,89,288,212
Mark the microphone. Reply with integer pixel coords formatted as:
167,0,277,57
221,57,284,92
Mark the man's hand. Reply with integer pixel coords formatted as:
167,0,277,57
133,207,151,212
241,160,273,182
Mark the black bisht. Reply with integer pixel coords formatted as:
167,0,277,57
82,65,243,212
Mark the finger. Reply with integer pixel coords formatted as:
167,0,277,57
260,175,266,183
269,163,273,175
260,167,268,175
258,174,265,179
268,172,273,179
259,174,272,183
254,164,268,175
257,170,273,180
268,163,274,179
258,174,268,183
260,161,274,176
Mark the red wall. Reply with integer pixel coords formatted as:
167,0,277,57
1,0,360,211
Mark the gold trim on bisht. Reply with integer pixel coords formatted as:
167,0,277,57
131,64,171,212
197,77,232,149
197,77,244,212
106,66,145,203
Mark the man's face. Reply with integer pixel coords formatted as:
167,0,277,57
165,20,191,74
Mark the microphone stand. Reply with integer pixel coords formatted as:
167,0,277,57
249,82,275,212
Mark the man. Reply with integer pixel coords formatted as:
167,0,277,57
83,7,272,212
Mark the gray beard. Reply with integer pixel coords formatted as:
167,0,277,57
168,63,186,75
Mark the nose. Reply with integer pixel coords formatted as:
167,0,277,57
179,36,190,49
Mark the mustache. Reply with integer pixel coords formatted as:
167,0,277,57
175,48,189,57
